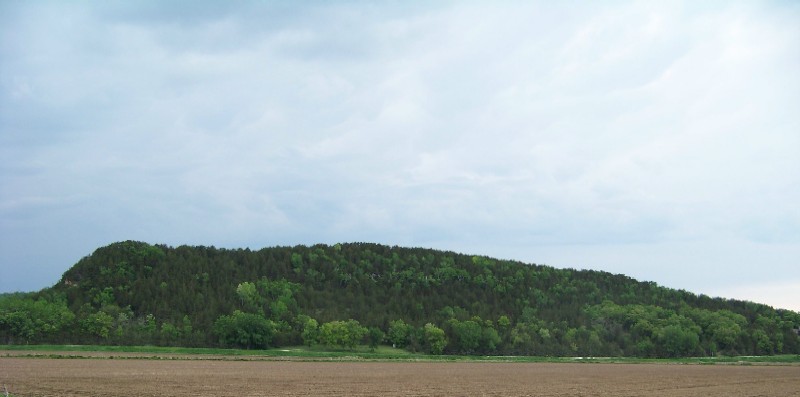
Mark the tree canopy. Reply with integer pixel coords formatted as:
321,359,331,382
1,241,798,357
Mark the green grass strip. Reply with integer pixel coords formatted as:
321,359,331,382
2,344,799,364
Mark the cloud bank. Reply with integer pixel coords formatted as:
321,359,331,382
1,1,798,310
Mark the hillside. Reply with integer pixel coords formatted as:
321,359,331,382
2,241,799,357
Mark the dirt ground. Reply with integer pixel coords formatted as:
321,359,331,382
2,357,799,396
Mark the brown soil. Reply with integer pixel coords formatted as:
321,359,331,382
2,358,799,396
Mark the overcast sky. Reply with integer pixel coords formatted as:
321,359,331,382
1,1,798,311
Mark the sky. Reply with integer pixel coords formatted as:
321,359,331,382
1,1,798,311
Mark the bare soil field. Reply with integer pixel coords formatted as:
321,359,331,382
2,357,799,396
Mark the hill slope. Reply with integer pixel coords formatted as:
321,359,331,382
2,241,799,356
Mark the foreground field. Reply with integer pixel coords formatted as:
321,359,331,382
2,356,799,396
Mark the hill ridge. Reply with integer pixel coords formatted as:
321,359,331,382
2,240,798,357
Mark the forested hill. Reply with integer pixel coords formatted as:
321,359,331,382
3,241,799,357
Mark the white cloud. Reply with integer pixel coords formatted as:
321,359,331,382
1,1,798,310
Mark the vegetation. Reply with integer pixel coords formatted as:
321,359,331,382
2,241,799,358
3,344,799,365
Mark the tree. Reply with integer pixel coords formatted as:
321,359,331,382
482,325,501,353
388,319,412,348
160,322,180,345
448,319,482,354
257,278,300,321
511,322,535,354
301,317,319,346
423,323,447,355
496,315,512,349
344,319,369,348
213,310,276,349
236,282,260,312
0,296,75,343
81,311,114,340
368,327,385,350
181,315,194,343
319,320,367,349
752,329,773,354
657,325,699,357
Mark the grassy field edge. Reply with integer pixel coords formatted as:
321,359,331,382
2,344,800,364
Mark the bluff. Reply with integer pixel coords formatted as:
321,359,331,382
2,240,799,356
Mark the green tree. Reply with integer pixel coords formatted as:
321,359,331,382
423,323,447,355
657,325,699,357
92,287,115,307
0,296,75,343
368,327,385,350
301,317,319,346
482,324,501,353
236,282,260,312
448,319,482,354
160,322,180,345
388,319,412,348
319,320,367,349
257,278,300,321
81,311,114,340
213,310,276,349
498,315,511,328
181,315,194,342
752,329,773,354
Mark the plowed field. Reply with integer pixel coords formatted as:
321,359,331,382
2,357,799,396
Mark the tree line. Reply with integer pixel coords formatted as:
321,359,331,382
1,241,798,357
